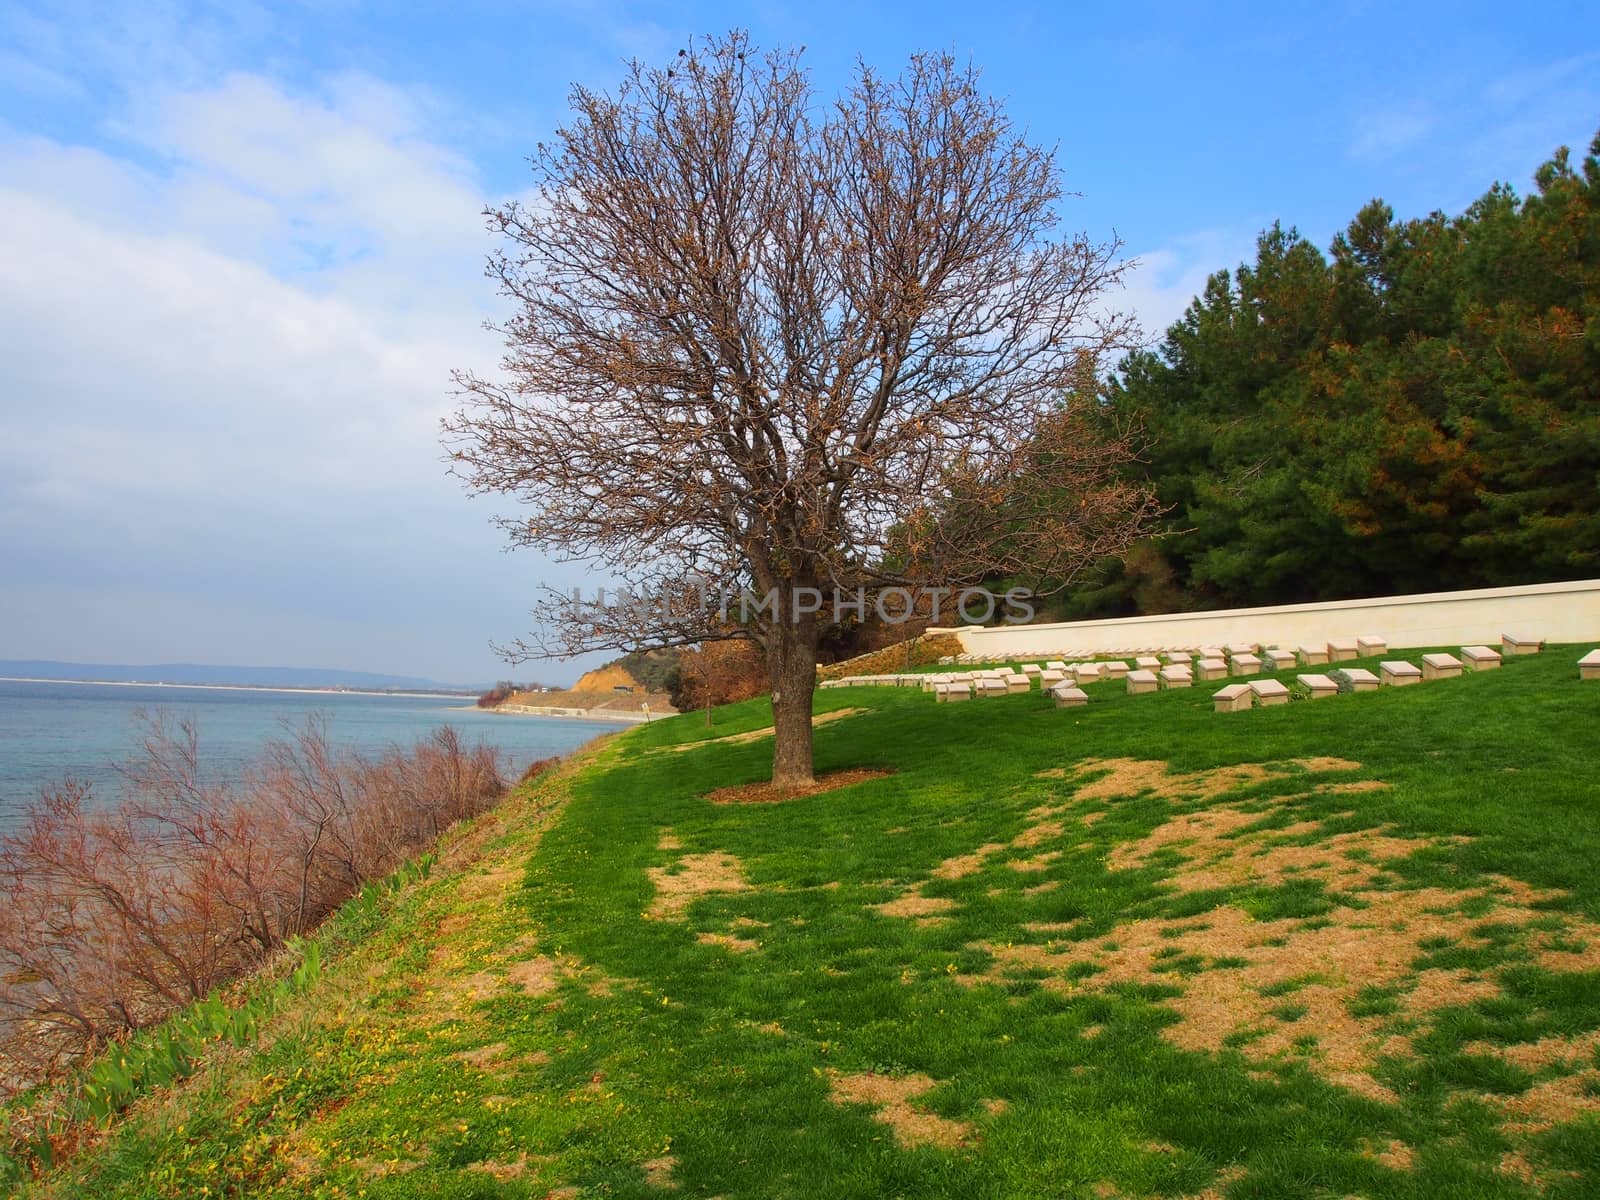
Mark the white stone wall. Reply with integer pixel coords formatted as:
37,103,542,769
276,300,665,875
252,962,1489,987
932,579,1600,658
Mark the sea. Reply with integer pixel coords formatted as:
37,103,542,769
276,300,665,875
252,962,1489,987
0,678,628,828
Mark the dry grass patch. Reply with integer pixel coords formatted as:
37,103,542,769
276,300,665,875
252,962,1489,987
1465,1029,1600,1074
933,843,1008,881
641,1155,677,1188
968,866,1593,1106
1182,1164,1248,1200
1013,819,1065,849
703,766,893,805
1497,1151,1538,1185
826,1070,974,1149
1315,780,1392,795
1006,852,1060,872
1105,803,1435,894
1490,1068,1600,1134
646,843,751,920
696,931,761,953
506,956,561,996
454,866,523,903
874,894,958,921
466,1153,534,1181
1361,1138,1418,1171
353,1156,425,1179
881,757,1372,927
437,971,500,1010
453,1041,511,1070
427,942,625,1018
1040,755,1364,804
943,757,1600,1115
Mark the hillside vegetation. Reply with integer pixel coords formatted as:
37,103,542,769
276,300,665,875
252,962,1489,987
1063,131,1600,619
10,648,1600,1197
501,661,676,716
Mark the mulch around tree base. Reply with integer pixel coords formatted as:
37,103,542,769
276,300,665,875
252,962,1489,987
704,767,895,805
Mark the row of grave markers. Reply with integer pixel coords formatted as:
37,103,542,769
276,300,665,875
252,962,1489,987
1211,636,1600,712
822,634,1599,708
825,637,1408,703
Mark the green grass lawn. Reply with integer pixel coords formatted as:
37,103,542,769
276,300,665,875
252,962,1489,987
13,648,1600,1198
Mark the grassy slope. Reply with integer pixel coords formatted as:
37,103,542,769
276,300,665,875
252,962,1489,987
18,649,1600,1199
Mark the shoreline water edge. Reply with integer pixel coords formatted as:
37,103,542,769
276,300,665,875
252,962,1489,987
0,681,637,815
465,703,656,724
7,678,658,724
0,676,470,701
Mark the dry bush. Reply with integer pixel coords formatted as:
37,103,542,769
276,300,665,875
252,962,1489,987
477,681,517,708
519,757,562,786
673,642,768,716
0,715,506,1092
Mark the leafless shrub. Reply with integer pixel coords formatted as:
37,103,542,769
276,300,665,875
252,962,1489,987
674,641,768,725
0,715,507,1093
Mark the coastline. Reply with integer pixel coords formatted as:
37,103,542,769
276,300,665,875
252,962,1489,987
463,703,653,725
0,677,473,701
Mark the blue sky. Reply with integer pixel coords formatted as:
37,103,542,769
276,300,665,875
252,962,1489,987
1,1,1596,685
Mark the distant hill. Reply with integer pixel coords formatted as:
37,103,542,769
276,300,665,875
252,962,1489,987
501,657,677,716
0,660,474,693
570,662,642,693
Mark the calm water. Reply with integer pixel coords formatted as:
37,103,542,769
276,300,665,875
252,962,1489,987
0,679,628,826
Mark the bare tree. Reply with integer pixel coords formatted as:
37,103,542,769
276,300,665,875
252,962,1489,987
446,33,1159,785
676,639,767,727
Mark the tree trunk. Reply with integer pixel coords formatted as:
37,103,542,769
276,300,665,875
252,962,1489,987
766,623,819,788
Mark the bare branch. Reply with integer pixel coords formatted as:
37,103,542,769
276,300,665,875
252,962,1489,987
444,33,1158,783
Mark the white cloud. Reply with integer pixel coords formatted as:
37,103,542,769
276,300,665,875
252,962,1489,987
536,0,678,63
1344,53,1600,199
0,45,86,102
1483,52,1599,109
0,68,591,681
0,22,1289,682
1349,107,1433,160
1,0,276,98
1114,229,1256,349
1464,56,1600,188
0,158,480,502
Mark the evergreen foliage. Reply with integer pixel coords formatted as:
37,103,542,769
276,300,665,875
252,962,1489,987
1076,131,1600,615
